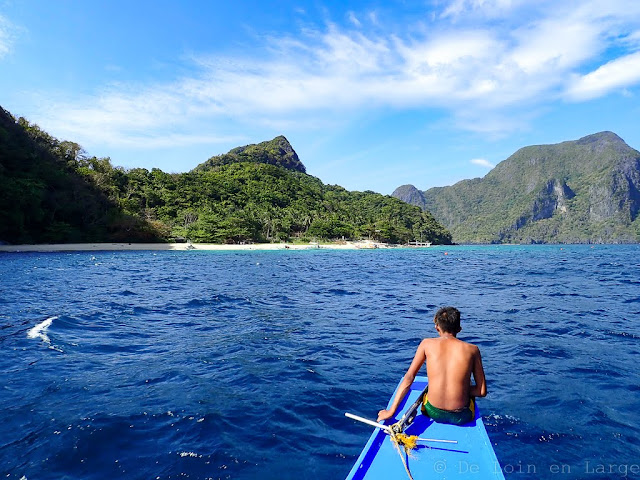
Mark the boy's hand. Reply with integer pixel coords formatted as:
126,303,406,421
377,409,394,422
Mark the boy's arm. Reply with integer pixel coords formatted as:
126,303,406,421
377,340,427,422
469,346,487,398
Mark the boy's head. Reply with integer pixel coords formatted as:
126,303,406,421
434,307,461,334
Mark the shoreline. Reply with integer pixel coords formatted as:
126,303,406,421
0,241,396,253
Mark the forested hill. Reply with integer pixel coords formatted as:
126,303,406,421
392,132,640,244
193,136,306,173
0,107,158,243
0,106,452,245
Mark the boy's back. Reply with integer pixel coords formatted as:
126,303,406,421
377,307,486,424
421,336,482,411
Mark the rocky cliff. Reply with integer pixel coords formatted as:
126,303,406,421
392,132,640,244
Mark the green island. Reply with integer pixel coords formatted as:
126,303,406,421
0,106,452,246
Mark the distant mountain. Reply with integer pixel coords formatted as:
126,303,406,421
392,132,640,244
194,135,306,173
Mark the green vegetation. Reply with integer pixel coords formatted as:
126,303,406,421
0,108,159,244
194,135,306,173
108,163,451,244
394,132,640,244
0,106,452,245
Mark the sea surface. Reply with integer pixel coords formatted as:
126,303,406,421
1,245,639,480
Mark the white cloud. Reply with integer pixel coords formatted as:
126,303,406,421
566,51,640,101
510,17,601,74
0,15,15,58
397,29,499,70
347,11,361,28
36,85,242,149
31,1,640,149
471,158,495,168
621,30,640,48
442,0,514,18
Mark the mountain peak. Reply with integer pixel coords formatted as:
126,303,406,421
194,136,306,173
391,184,427,210
572,131,637,157
575,131,625,146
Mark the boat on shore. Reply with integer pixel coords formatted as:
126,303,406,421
345,376,505,479
406,241,432,247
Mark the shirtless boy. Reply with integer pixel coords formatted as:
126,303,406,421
377,307,487,426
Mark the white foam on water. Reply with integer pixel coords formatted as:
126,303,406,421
178,452,202,458
27,316,58,343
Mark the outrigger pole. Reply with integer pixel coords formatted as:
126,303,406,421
344,413,457,444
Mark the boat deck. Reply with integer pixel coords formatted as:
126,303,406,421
346,376,505,479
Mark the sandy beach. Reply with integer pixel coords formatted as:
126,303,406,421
0,241,389,253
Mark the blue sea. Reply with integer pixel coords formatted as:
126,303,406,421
1,245,639,480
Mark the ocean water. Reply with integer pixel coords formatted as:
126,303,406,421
1,245,639,480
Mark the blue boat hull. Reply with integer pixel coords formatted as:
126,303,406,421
346,376,505,479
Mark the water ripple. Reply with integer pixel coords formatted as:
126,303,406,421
0,246,639,479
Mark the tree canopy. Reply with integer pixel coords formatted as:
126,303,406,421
0,106,452,245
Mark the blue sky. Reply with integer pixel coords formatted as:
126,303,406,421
2,0,640,194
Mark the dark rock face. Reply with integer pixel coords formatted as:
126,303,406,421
587,157,640,223
391,184,427,210
194,136,306,173
615,157,640,221
514,179,576,230
392,132,640,244
530,179,574,222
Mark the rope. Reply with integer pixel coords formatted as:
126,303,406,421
393,432,419,451
389,422,421,480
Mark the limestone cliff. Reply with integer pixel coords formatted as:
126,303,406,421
392,132,640,244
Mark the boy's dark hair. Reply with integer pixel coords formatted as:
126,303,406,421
434,307,461,334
